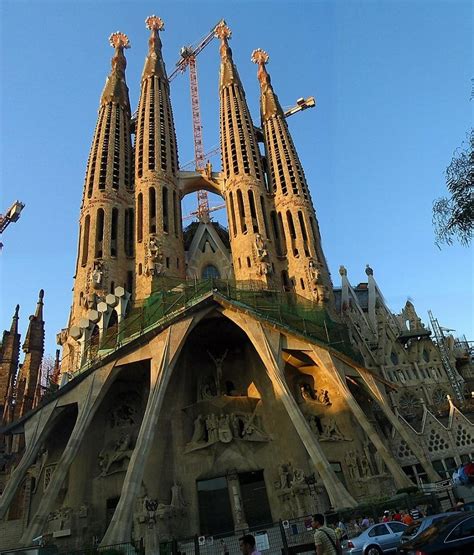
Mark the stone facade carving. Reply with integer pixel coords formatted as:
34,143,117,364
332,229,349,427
98,434,134,476
145,235,164,276
320,418,350,441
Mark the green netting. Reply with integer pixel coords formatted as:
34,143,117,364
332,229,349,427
96,278,362,364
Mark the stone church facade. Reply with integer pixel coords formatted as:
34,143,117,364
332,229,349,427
0,16,473,551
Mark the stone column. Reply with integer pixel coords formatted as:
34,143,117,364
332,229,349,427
227,470,248,532
20,360,118,545
336,354,441,483
220,310,357,509
0,400,58,520
308,346,413,489
100,317,194,546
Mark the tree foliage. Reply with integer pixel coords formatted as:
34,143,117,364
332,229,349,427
433,129,474,246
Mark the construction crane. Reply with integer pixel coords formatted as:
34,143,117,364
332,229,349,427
0,200,25,250
428,310,465,402
284,96,316,117
169,19,225,220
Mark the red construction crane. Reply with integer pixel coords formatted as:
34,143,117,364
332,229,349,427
169,19,225,220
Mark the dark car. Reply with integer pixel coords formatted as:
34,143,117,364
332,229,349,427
398,512,458,546
397,513,474,554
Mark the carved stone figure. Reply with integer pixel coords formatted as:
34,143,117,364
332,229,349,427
231,413,242,438
170,482,186,511
110,394,138,428
205,413,218,443
208,350,228,396
318,389,331,405
145,235,164,276
374,450,386,476
345,451,358,480
307,415,321,436
191,414,206,443
98,433,133,476
218,413,233,443
279,464,291,490
320,418,347,441
291,468,305,486
359,454,371,478
91,260,104,289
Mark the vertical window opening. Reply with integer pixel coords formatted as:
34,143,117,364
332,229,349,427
281,270,291,292
259,196,270,238
124,208,134,257
81,215,90,266
286,211,298,257
110,208,118,256
278,212,287,255
270,211,283,257
149,187,156,234
173,191,178,237
229,192,237,237
248,190,259,233
137,193,143,242
127,271,133,295
95,208,105,258
163,186,169,233
236,189,247,234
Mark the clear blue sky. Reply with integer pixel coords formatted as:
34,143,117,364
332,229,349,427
1,1,472,356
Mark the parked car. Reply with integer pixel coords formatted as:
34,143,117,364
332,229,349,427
398,512,459,546
396,513,474,554
342,521,408,554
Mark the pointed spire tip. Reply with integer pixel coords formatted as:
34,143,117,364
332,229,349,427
109,31,130,49
251,48,269,65
145,15,164,31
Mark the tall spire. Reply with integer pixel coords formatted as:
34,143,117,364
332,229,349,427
215,23,280,288
252,49,334,307
62,32,135,375
134,15,185,299
1,305,21,425
15,290,45,418
101,32,131,109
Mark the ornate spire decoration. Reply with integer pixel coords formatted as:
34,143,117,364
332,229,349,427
142,15,166,80
251,48,280,120
101,32,131,109
215,22,241,89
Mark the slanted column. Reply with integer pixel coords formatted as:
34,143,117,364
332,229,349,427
101,317,194,546
0,400,58,520
20,361,119,546
220,309,357,509
308,345,413,489
344,357,441,483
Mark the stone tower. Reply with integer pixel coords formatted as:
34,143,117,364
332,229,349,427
134,16,185,299
70,32,134,326
14,290,45,420
0,305,20,425
215,23,279,287
252,49,333,305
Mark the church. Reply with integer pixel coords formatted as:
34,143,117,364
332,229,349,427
0,15,473,551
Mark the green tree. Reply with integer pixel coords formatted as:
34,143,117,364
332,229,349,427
433,129,473,246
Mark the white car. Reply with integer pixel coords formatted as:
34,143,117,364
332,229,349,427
342,521,408,555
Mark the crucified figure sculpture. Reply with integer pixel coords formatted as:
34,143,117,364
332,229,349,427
208,349,228,396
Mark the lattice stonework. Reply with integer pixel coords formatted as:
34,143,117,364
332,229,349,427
44,464,56,490
427,429,448,453
456,427,474,448
397,440,414,459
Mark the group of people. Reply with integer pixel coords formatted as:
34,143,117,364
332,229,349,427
380,506,423,525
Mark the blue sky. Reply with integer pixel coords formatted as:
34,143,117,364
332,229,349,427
1,0,472,355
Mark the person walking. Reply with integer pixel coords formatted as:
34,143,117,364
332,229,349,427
312,514,340,555
239,534,261,555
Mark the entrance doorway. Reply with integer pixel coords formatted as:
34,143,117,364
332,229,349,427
239,470,272,528
197,476,234,535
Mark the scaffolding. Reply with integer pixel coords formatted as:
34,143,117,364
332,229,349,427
428,310,464,402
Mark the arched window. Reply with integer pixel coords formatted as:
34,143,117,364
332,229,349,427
202,265,220,279
95,208,105,258
137,193,143,243
81,215,90,266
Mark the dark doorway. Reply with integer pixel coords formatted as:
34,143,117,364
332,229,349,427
239,470,272,528
197,477,234,535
